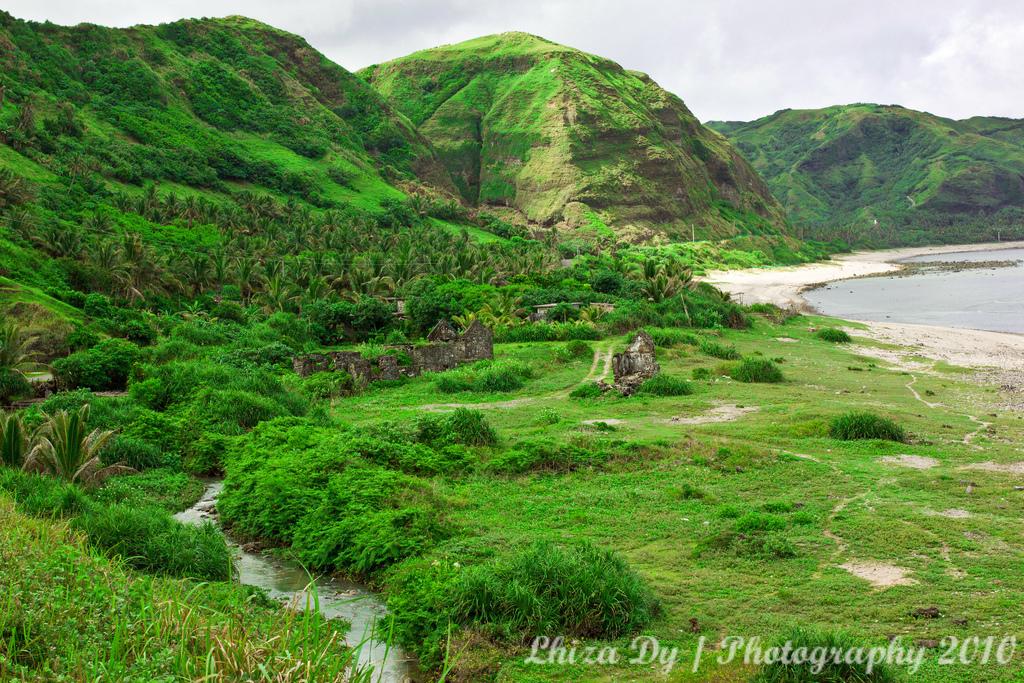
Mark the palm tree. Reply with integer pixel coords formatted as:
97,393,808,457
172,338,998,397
0,411,30,469
0,323,38,380
23,405,129,485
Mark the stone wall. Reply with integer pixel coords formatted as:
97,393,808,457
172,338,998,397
292,321,493,381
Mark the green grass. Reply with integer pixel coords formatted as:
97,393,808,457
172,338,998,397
0,496,370,681
289,315,1024,680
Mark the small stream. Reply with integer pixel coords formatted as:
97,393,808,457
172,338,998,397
174,481,418,683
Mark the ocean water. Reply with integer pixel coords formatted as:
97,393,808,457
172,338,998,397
804,248,1024,333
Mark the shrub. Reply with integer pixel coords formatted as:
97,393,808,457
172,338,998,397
750,627,897,682
816,328,852,343
645,327,698,348
100,435,174,470
0,370,31,403
292,466,451,575
494,323,601,343
729,358,784,383
829,412,906,442
417,409,498,447
435,360,533,393
170,320,233,346
453,541,659,639
692,367,712,380
569,382,604,399
74,504,230,580
636,374,693,397
698,338,740,360
557,339,593,362
52,338,140,390
302,371,356,399
484,441,611,474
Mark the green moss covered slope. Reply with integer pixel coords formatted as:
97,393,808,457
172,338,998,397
361,32,789,243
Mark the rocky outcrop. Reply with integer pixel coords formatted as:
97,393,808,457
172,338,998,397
611,331,660,395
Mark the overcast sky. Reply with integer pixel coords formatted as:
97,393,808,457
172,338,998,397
6,0,1023,121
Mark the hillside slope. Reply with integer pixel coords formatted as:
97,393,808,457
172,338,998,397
0,12,500,334
710,104,1024,245
361,32,790,243
0,12,456,206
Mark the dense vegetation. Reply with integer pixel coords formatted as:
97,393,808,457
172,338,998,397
710,104,1024,246
1,9,1022,683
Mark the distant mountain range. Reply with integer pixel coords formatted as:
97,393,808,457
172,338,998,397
709,105,1024,245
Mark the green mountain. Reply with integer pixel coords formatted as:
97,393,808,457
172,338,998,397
0,12,456,208
0,12,510,335
709,104,1024,244
360,32,789,243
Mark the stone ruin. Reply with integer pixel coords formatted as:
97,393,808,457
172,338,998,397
292,320,493,382
608,330,660,395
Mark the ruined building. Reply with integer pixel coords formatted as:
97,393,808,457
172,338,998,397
292,321,493,382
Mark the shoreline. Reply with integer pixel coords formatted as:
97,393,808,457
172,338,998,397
705,241,1024,373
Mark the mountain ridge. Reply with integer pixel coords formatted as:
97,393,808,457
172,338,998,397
361,31,792,244
708,103,1024,244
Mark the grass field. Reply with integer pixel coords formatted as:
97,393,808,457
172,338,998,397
329,314,1024,681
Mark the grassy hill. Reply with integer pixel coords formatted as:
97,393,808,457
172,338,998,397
361,32,792,244
709,104,1024,245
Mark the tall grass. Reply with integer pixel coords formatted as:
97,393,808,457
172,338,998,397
0,497,376,682
751,627,897,682
729,358,785,383
816,328,853,343
453,540,660,639
829,412,907,442
636,374,693,396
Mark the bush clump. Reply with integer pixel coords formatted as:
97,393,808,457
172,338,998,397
453,541,660,640
750,627,897,682
52,338,140,391
569,382,604,400
698,338,741,360
636,374,693,396
435,360,533,393
292,466,451,576
645,327,698,348
74,504,231,581
829,412,906,442
556,339,593,362
729,358,785,383
417,408,498,447
816,328,852,343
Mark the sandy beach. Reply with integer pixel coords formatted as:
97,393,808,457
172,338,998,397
706,241,1024,372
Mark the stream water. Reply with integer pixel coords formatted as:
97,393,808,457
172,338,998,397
174,481,417,683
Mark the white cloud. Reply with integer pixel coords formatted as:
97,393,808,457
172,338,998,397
4,0,1022,121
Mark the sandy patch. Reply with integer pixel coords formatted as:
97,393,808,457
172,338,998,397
668,403,759,425
880,454,940,470
774,337,799,343
924,508,972,519
840,561,918,588
959,461,1024,475
854,322,1024,373
581,418,624,426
